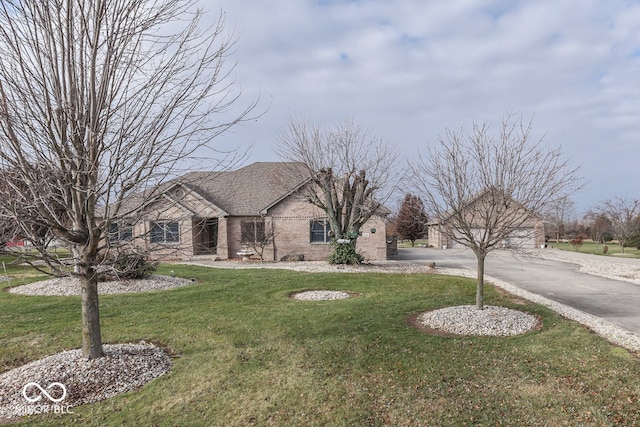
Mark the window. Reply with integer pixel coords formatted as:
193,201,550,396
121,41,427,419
310,219,331,243
150,221,179,244
108,222,133,243
241,219,265,244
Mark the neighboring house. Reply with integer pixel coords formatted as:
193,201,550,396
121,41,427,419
428,188,545,250
110,162,388,261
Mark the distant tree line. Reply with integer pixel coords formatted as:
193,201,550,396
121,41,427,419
546,197,640,253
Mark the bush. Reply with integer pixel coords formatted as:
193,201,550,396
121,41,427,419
570,237,584,251
100,250,157,280
328,240,364,265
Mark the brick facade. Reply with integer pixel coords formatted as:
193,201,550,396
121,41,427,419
124,163,389,262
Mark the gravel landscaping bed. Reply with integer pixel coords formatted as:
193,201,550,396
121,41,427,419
417,305,539,336
291,290,353,300
182,259,437,275
0,342,171,421
8,275,193,296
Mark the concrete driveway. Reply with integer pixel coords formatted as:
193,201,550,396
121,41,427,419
392,247,640,336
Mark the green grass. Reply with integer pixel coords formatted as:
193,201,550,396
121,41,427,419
551,241,640,258
2,265,640,425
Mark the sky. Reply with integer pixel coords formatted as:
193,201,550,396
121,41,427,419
200,0,639,215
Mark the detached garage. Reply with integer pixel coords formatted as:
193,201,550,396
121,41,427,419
428,188,545,250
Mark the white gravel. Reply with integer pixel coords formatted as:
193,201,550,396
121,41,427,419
417,305,539,336
533,249,640,284
292,290,353,300
0,342,171,421
8,274,193,296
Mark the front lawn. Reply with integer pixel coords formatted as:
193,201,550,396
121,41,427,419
2,265,640,425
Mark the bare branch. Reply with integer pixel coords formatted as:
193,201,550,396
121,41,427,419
594,197,640,253
276,117,400,241
410,112,582,308
0,0,257,358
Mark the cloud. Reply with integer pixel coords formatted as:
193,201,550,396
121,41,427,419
202,0,640,211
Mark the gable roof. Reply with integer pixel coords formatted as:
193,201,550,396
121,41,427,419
433,186,542,226
174,162,308,216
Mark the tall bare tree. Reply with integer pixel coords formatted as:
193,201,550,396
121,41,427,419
596,197,640,254
410,113,581,309
276,117,399,263
0,0,256,359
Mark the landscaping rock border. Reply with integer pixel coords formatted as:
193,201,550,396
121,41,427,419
0,342,171,422
8,275,193,296
416,305,540,336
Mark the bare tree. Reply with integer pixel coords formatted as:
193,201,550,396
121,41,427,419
547,196,575,243
247,218,278,262
276,117,399,263
410,113,582,309
583,211,612,253
596,198,640,254
0,0,257,359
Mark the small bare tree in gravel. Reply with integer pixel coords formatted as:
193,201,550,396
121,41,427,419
410,113,582,309
0,0,257,359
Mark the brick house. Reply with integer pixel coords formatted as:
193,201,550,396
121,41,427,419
110,162,388,261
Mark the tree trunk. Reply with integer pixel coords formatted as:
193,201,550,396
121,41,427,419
476,253,486,310
79,255,104,359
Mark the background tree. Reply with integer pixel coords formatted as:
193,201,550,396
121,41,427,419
570,236,584,251
410,113,581,309
0,166,71,268
547,196,575,243
629,223,640,250
276,117,399,264
0,0,256,359
583,211,612,253
395,193,429,247
596,198,640,253
0,218,19,250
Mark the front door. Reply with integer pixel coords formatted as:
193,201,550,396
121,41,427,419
193,218,218,255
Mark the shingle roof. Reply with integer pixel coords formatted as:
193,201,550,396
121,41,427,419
174,162,308,216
